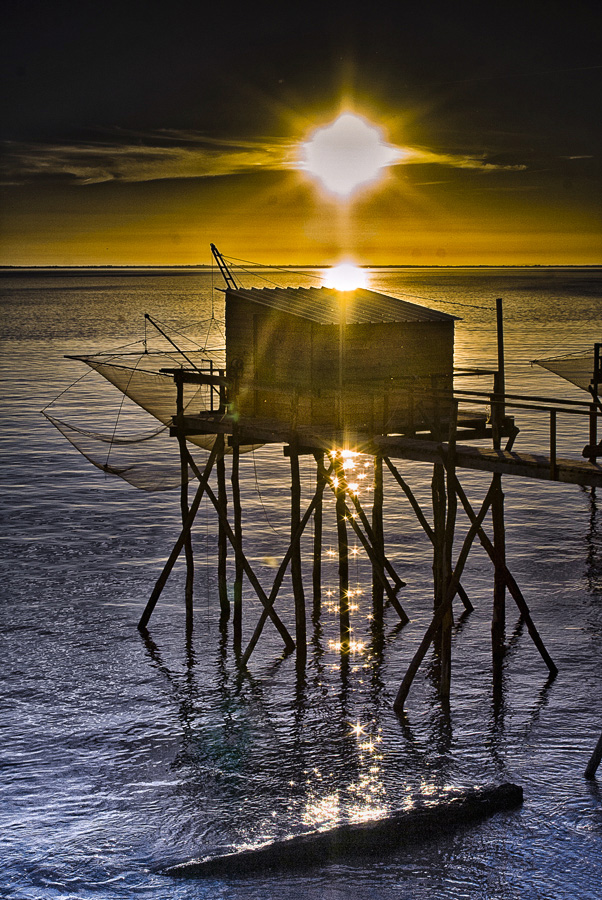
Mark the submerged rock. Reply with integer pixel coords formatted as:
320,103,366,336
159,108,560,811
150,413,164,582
166,782,523,878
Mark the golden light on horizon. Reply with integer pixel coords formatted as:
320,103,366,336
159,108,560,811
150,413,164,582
323,263,368,290
300,113,401,198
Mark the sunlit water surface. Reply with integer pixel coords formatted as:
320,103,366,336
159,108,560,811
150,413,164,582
1,267,601,899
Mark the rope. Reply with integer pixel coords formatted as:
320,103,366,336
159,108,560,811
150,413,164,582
251,446,280,534
104,353,144,469
41,365,96,414
222,253,493,310
533,346,595,362
386,290,492,310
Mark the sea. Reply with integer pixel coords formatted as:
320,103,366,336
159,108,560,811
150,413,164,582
1,266,601,899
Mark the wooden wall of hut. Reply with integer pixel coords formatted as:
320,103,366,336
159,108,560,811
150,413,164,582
226,296,455,433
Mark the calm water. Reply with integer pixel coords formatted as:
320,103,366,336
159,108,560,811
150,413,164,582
1,268,601,899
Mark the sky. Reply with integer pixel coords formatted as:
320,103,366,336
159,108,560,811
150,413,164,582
1,0,601,266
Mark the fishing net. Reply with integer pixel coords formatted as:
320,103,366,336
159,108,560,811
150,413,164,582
74,350,223,426
45,340,259,491
44,413,206,491
533,347,599,393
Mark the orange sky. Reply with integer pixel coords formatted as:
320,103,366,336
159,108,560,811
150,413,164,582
2,160,600,267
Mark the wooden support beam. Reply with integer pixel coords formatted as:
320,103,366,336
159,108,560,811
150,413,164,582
372,454,385,624
384,455,472,613
345,484,405,591
138,436,223,631
491,473,506,679
383,456,434,543
290,440,307,664
180,441,194,632
431,460,449,694
439,399,458,699
312,452,325,621
490,367,507,686
216,453,229,621
175,373,194,632
322,463,410,626
333,453,351,650
231,431,243,651
589,400,598,464
452,477,558,678
241,460,335,666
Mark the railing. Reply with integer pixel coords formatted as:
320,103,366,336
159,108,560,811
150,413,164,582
447,386,602,474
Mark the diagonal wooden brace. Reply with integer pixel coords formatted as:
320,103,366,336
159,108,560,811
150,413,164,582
452,475,558,678
241,460,335,666
346,488,405,590
321,466,410,625
384,456,435,543
184,448,296,655
138,436,223,630
385,454,473,612
393,476,498,711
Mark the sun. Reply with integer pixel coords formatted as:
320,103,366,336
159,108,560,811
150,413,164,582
300,113,401,197
323,263,368,291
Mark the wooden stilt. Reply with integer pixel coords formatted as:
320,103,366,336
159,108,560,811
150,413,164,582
439,399,459,699
180,442,194,632
491,473,506,681
431,460,448,689
175,372,194,632
491,333,507,683
289,441,307,664
334,453,351,651
431,397,448,683
216,452,230,622
372,454,385,625
231,431,243,651
585,730,602,778
384,455,473,613
138,436,222,631
312,452,324,621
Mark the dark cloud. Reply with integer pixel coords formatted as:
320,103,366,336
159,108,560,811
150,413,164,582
0,131,532,187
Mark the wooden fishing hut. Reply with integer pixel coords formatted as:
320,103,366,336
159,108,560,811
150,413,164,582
135,250,601,772
224,282,457,438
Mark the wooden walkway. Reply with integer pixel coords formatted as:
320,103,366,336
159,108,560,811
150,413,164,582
176,410,602,489
376,435,602,488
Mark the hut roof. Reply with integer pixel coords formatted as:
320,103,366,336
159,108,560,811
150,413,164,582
226,286,458,325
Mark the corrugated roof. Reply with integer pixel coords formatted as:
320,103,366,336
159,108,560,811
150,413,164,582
226,286,457,325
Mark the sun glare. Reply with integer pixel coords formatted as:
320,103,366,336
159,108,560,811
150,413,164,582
323,263,368,291
300,113,401,197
